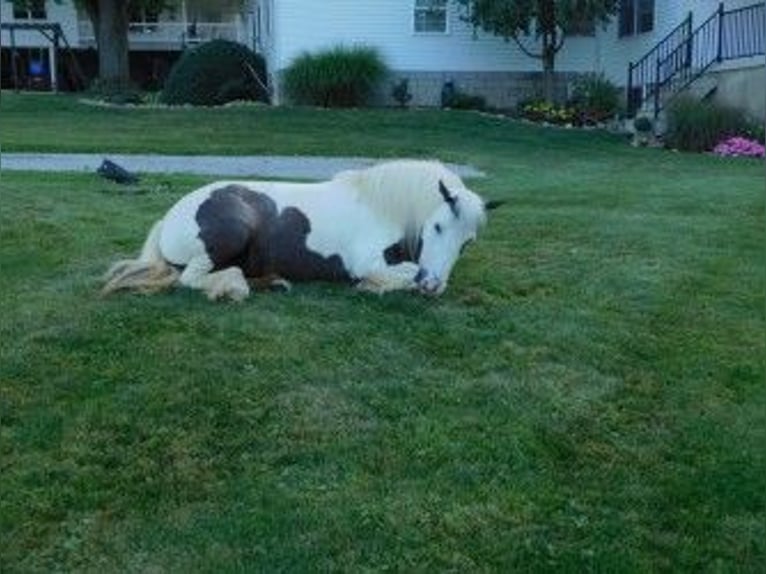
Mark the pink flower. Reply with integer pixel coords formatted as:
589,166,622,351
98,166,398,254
713,136,765,158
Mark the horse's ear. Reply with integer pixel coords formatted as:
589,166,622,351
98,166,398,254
438,180,459,216
438,180,455,204
485,200,506,211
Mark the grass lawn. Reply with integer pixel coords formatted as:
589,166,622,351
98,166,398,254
1,94,764,571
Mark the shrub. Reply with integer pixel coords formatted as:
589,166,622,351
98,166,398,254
570,73,620,123
665,96,750,152
443,89,487,111
160,40,268,106
391,78,413,108
282,46,387,108
743,121,765,144
633,116,653,133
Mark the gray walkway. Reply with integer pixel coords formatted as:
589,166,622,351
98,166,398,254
0,153,485,180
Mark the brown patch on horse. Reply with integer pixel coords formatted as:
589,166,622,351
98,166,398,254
195,185,351,283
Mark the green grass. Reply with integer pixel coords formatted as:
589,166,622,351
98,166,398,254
0,92,623,163
1,94,764,572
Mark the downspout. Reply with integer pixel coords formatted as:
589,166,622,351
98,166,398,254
181,0,187,48
270,0,281,105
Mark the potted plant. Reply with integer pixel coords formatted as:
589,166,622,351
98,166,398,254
632,115,654,147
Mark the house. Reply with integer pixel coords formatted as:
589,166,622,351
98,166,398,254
0,0,253,90
2,1,763,118
252,0,764,118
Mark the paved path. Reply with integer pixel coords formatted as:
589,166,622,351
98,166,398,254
0,153,485,180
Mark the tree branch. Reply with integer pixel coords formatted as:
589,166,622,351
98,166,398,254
553,25,566,53
510,34,543,60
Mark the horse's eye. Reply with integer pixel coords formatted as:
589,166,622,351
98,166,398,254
434,223,442,234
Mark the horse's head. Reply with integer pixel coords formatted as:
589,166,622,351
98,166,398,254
415,180,503,296
340,160,504,295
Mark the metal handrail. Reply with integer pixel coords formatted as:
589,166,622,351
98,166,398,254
627,2,765,118
627,12,692,117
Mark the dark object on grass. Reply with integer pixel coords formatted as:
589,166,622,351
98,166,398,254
97,159,139,185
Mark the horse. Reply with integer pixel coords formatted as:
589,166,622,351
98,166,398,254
102,160,503,301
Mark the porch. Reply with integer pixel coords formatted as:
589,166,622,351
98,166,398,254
76,0,250,51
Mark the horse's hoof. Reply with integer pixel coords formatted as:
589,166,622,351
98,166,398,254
269,279,292,293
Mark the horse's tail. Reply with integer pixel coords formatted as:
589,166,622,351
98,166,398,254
101,219,180,296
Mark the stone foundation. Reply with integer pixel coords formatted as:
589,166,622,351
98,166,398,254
378,70,583,109
273,69,585,109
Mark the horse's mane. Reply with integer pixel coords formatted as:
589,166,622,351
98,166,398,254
333,160,485,241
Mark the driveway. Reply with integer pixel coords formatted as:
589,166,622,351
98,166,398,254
0,153,485,180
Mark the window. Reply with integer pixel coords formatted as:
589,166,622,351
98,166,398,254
129,5,160,24
619,0,654,37
637,0,654,33
565,15,596,37
414,0,448,34
13,0,47,20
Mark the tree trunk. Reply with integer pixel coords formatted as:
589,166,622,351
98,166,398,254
95,0,130,89
538,0,557,103
541,40,556,103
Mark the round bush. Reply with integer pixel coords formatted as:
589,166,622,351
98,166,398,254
161,40,268,106
282,46,387,108
633,116,653,133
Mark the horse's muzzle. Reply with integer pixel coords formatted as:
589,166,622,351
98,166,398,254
415,268,444,296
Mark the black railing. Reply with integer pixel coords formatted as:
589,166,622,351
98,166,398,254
721,4,765,60
627,2,766,117
627,13,692,117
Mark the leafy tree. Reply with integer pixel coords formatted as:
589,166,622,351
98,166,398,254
457,0,619,102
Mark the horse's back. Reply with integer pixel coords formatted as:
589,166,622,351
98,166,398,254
157,180,364,281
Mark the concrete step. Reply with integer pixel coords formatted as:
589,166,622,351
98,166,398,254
679,73,718,100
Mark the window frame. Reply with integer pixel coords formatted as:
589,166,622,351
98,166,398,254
619,0,654,38
413,0,449,35
13,0,47,21
637,0,655,34
565,15,596,38
128,4,161,34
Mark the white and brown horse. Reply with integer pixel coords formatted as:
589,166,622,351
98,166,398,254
102,160,502,300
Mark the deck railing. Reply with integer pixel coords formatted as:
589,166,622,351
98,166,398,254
77,20,241,47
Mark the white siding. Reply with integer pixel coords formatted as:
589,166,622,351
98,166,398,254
263,0,760,87
254,0,277,68
270,0,538,73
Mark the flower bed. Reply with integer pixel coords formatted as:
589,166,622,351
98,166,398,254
712,136,765,158
520,101,577,126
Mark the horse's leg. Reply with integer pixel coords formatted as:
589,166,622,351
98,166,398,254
179,255,251,302
356,262,420,294
250,273,292,292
